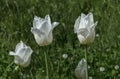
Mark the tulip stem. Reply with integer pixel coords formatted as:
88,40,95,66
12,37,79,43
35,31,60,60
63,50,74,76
85,45,88,79
44,52,49,79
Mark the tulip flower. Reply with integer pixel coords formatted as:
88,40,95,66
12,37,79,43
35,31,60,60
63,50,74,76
74,12,98,44
75,58,87,79
31,15,59,46
9,41,33,67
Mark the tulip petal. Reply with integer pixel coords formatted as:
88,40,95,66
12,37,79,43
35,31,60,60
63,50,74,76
52,22,59,29
89,12,94,24
74,16,81,33
77,34,86,44
86,23,96,44
33,16,45,29
79,17,86,29
15,41,25,52
14,55,23,65
90,21,98,30
9,51,16,56
83,13,94,28
24,47,33,62
21,57,31,67
40,21,52,34
31,27,44,36
18,47,33,67
45,15,51,25
16,47,31,61
15,47,33,67
78,28,89,38
47,30,53,43
81,13,86,18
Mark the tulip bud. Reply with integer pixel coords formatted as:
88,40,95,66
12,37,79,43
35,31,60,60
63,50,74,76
75,58,87,79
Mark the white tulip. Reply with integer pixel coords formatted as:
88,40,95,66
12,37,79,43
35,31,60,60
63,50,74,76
74,12,98,44
9,41,33,67
75,58,87,79
31,15,59,46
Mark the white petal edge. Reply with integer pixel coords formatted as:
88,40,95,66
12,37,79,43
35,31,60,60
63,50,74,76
45,14,51,24
81,13,86,18
9,51,16,56
33,16,46,29
89,21,98,30
88,12,94,24
15,41,25,52
74,16,81,33
52,22,59,29
31,27,44,35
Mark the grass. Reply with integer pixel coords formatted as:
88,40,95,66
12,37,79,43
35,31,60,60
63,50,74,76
0,0,120,79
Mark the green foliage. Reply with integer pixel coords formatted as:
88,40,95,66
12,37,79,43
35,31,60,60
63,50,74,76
0,0,120,79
